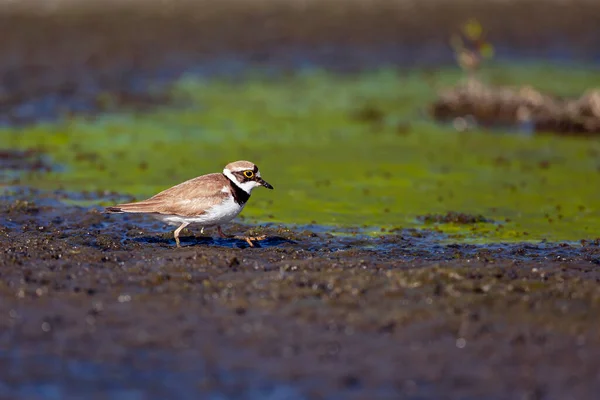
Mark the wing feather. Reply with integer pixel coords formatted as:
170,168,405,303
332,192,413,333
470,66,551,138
106,173,230,217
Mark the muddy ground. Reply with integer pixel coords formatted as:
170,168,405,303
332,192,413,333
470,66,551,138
2,189,600,399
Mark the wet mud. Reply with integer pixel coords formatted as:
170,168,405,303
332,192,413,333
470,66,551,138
2,189,600,399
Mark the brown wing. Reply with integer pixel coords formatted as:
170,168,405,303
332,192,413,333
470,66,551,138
107,173,229,217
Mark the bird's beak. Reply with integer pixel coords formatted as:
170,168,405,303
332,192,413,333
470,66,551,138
257,178,274,189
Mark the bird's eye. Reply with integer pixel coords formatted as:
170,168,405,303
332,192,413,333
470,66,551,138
243,170,254,178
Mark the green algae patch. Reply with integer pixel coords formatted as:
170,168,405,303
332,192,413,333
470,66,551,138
2,65,600,242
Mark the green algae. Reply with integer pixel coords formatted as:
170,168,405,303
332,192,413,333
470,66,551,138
2,64,600,242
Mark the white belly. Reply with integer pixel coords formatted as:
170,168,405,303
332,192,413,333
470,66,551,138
154,196,245,227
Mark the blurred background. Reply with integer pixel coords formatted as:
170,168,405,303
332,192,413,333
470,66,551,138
2,1,600,399
2,0,600,241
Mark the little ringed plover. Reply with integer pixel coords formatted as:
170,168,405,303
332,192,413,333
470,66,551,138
106,160,273,247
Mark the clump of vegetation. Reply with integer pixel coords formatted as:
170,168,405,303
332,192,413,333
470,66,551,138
435,19,600,135
351,105,385,124
432,78,600,134
418,212,493,225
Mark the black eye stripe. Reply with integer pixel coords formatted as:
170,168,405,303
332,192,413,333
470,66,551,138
233,171,254,182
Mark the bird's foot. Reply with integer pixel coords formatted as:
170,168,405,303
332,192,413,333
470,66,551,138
217,226,265,247
232,235,267,247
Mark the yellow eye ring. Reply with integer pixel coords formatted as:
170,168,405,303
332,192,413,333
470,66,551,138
243,170,254,178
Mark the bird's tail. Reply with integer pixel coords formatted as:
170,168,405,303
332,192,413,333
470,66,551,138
104,200,161,214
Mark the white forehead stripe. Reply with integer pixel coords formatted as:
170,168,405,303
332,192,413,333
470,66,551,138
223,168,237,181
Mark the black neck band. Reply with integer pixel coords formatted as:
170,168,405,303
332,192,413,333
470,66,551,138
224,174,251,205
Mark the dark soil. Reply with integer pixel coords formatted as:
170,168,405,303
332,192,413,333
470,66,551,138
2,189,600,399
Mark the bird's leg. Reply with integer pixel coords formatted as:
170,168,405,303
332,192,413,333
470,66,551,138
217,225,230,239
173,222,190,248
218,226,266,248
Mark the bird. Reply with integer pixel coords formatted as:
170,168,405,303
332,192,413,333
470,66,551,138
105,160,274,247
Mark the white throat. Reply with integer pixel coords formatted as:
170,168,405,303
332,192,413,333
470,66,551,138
223,168,259,194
